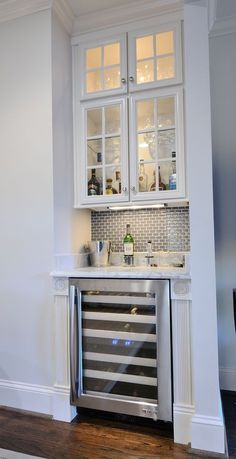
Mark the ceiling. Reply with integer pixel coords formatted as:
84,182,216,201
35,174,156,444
67,0,145,17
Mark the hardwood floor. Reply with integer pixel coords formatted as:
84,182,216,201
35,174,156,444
0,394,235,459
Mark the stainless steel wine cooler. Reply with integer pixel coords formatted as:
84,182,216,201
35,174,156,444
69,278,172,422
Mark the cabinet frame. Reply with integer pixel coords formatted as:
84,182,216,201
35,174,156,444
129,86,185,201
75,96,129,206
128,21,183,92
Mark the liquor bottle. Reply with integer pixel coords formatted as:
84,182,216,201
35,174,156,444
169,151,176,190
138,160,148,192
88,169,100,196
123,224,134,265
158,166,166,191
106,178,113,194
97,152,103,195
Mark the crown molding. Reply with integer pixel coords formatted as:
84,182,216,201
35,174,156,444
0,0,74,34
52,0,74,34
72,0,183,36
0,0,52,24
209,14,236,38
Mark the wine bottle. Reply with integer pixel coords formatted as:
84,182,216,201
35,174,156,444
123,224,134,265
169,151,176,190
88,169,100,196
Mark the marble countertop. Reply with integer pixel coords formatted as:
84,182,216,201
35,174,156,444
51,265,190,279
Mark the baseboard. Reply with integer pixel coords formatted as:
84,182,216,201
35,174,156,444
191,414,226,454
52,385,77,422
219,367,236,391
173,403,195,445
0,379,53,416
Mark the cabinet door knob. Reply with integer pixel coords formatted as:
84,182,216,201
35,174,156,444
121,78,126,84
122,186,127,192
131,186,136,192
129,76,135,82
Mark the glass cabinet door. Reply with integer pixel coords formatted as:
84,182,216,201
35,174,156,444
78,34,127,99
129,86,185,201
79,97,129,205
128,22,182,92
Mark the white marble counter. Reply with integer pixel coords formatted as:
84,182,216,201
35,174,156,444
51,265,190,279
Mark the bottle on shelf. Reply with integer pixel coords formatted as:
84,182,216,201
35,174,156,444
169,151,176,190
158,166,166,191
106,178,113,194
88,169,100,196
123,224,134,266
97,152,103,195
115,170,121,194
138,160,148,192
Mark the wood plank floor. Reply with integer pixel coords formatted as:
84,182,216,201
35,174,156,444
0,393,235,459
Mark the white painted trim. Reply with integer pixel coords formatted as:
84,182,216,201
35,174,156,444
72,1,183,37
209,15,236,38
0,0,51,24
52,384,77,422
0,379,53,416
191,414,225,454
208,0,217,32
52,0,74,34
219,367,236,391
173,403,195,445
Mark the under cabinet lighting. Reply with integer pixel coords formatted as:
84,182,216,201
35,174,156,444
108,204,165,211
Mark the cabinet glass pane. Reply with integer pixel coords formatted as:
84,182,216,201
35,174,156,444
104,67,120,90
105,137,121,165
136,36,154,60
159,162,172,190
137,100,154,131
156,31,174,56
105,106,120,135
137,60,154,84
87,108,102,137
87,139,102,166
138,162,156,193
158,130,175,160
157,56,174,80
86,70,102,93
104,43,120,66
157,97,175,128
86,47,102,69
138,133,156,162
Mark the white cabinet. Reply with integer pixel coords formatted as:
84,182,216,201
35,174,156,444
73,19,185,208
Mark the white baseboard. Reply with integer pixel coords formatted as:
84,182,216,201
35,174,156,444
52,385,77,422
191,414,225,454
219,367,236,391
0,379,53,416
173,403,195,445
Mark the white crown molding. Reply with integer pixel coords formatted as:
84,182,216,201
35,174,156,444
72,0,183,36
209,14,236,38
52,0,74,34
0,0,52,24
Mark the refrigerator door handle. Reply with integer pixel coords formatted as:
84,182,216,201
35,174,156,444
69,285,81,404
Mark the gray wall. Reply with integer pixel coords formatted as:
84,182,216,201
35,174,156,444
210,30,236,389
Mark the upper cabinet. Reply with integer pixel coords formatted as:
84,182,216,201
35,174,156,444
128,22,182,92
73,18,185,208
77,22,182,100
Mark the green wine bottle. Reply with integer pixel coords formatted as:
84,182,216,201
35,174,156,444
123,224,134,265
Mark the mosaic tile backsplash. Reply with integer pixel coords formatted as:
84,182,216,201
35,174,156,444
91,207,190,252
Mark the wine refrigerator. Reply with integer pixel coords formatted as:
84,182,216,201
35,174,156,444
69,278,172,422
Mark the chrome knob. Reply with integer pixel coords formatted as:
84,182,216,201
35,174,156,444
129,76,134,82
122,186,127,192
121,78,126,84
131,186,136,192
